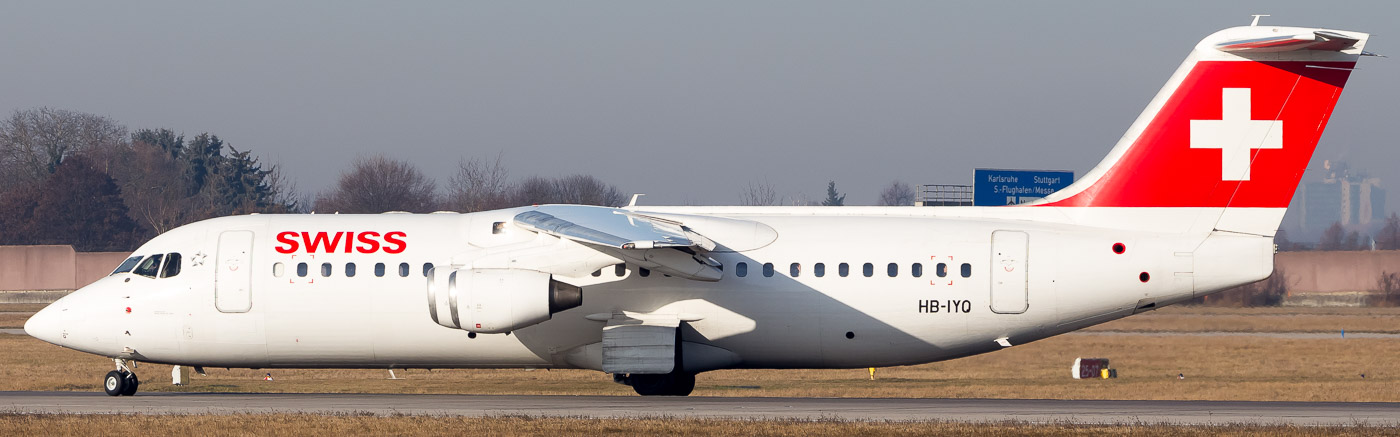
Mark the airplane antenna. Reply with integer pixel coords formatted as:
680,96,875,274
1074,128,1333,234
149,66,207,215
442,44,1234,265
1250,14,1269,26
627,194,645,208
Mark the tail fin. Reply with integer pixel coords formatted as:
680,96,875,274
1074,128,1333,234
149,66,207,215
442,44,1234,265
1037,25,1371,235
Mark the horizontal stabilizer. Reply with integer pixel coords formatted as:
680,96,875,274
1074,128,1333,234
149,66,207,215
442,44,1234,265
1217,30,1360,53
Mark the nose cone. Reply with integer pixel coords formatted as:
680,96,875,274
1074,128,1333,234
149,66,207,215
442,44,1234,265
24,304,66,346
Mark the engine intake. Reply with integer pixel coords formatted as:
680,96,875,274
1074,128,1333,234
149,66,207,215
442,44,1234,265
427,267,582,333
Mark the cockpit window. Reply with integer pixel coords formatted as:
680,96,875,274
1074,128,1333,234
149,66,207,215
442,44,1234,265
160,253,182,278
112,256,143,275
132,254,164,278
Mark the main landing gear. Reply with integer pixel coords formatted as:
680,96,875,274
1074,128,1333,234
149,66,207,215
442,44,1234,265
614,371,696,396
104,359,139,396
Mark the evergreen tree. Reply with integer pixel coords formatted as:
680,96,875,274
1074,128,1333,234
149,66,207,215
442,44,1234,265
821,181,846,206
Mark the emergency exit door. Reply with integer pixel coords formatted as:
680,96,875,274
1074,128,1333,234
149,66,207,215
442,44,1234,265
990,230,1029,314
216,230,254,313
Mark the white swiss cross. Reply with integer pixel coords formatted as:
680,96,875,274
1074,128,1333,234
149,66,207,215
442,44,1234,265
1189,88,1283,181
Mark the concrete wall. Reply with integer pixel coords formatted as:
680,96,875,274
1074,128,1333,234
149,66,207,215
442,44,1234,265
1276,250,1400,293
0,245,128,291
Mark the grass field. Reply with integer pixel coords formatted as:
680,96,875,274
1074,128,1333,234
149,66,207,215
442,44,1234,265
1,306,1396,401
0,414,1388,437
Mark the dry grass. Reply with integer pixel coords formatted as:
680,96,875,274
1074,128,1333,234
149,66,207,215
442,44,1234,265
1087,306,1400,333
0,414,1389,437
0,312,30,329
0,304,48,312
4,328,1396,401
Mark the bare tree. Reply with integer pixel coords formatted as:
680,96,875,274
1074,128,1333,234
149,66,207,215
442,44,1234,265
315,155,438,213
0,108,127,190
554,174,625,207
447,153,513,212
1377,213,1400,250
878,180,915,206
739,179,778,206
1318,222,1345,251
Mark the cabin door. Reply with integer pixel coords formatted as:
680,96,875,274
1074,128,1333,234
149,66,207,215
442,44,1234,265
215,230,255,313
989,230,1029,314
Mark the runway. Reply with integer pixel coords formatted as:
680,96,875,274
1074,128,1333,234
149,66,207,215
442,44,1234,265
1,392,1396,425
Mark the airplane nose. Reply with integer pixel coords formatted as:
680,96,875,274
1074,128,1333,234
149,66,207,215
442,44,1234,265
24,304,66,346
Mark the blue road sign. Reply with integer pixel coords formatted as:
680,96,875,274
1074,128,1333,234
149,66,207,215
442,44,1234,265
973,169,1074,206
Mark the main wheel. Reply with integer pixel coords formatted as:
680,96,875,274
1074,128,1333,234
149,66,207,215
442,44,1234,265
119,372,139,396
103,370,126,397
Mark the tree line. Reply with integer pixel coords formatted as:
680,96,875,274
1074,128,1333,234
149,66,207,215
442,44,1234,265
3,107,1393,253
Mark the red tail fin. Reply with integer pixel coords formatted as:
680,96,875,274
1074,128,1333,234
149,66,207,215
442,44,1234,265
1039,26,1369,211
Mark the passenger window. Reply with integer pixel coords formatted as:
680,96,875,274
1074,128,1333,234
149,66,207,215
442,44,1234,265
762,263,774,277
345,263,357,277
273,262,285,278
591,269,602,277
960,263,972,278
375,263,386,277
736,262,748,278
639,267,651,277
492,221,506,234
321,263,332,277
399,263,410,277
790,263,801,277
614,264,626,277
160,253,182,278
839,263,850,277
862,263,873,278
912,263,923,278
814,263,826,277
132,254,163,278
112,256,142,275
887,263,898,277
937,263,948,277
297,262,309,277
422,263,432,277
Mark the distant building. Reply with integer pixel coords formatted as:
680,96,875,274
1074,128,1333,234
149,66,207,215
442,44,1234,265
1292,161,1386,238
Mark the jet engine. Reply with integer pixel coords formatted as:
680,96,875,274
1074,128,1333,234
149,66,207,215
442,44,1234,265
426,267,582,333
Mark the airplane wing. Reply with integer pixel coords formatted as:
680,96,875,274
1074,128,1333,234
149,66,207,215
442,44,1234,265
514,205,723,281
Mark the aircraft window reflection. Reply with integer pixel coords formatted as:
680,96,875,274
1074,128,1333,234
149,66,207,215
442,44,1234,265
614,264,626,277
936,263,948,277
160,253,181,278
762,263,774,277
736,262,748,278
345,263,357,277
887,263,898,277
960,263,972,278
399,263,410,277
297,262,309,277
375,263,386,277
321,263,332,277
111,256,142,275
912,263,923,278
814,263,825,277
789,263,801,277
839,263,849,277
132,254,164,278
862,263,873,278
273,262,285,278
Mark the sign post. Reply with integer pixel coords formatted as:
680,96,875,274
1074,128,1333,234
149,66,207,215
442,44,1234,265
973,169,1074,206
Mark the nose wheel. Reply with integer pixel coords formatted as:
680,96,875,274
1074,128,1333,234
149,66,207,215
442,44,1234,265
104,359,140,396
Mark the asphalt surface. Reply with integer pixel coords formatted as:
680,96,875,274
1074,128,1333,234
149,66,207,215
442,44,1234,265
0,392,1396,425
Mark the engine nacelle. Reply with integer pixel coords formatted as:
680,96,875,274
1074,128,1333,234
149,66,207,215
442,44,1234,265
427,267,582,333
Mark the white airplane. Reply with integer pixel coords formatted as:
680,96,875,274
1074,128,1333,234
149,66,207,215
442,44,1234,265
26,23,1373,396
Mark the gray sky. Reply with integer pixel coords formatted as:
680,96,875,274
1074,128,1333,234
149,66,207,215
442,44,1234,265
3,1,1396,209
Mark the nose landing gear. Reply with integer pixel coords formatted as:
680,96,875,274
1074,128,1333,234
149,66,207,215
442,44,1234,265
104,359,140,396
